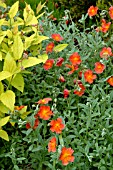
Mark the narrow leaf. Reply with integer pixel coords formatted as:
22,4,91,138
13,34,23,60
9,1,19,18
53,44,68,52
0,129,9,141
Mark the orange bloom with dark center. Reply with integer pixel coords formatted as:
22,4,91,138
36,98,52,105
87,6,98,17
63,89,70,98
107,76,113,86
65,64,78,75
84,69,97,84
109,6,113,20
59,147,74,166
43,59,54,70
100,47,112,59
37,106,53,120
101,19,111,33
69,52,82,65
56,57,64,66
48,137,57,152
26,118,39,130
59,75,66,82
51,33,63,42
15,105,25,111
46,42,54,53
94,62,105,74
50,118,65,134
73,80,85,96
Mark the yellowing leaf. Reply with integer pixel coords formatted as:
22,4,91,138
0,71,12,81
24,34,35,50
53,44,68,52
0,129,9,141
0,102,9,113
0,90,15,111
3,52,16,74
38,53,48,63
13,34,23,60
0,52,2,61
36,2,46,14
0,82,4,95
11,73,24,92
0,1,6,8
0,18,5,26
0,116,10,127
25,15,38,26
9,1,19,19
33,35,49,45
21,57,44,69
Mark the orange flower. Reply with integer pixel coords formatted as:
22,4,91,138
50,117,65,134
73,80,85,96
48,137,57,152
59,147,74,166
65,64,78,75
107,76,113,86
109,6,113,20
87,6,98,17
43,59,54,70
51,33,63,42
59,75,66,82
56,57,64,66
26,118,39,130
84,69,97,84
101,19,111,33
63,89,70,98
94,62,105,74
36,98,52,104
69,52,82,65
15,105,25,111
37,106,53,120
100,47,112,59
46,42,54,53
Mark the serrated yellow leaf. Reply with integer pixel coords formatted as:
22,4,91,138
0,90,15,111
0,116,10,127
0,129,9,141
13,34,23,60
9,1,19,19
54,44,68,52
11,73,24,92
0,71,12,81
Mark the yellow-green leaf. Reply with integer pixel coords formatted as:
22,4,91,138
0,116,10,127
0,1,6,8
36,2,46,14
20,57,44,69
0,102,9,113
24,34,35,50
0,52,2,61
11,73,24,92
0,71,12,81
25,15,38,26
0,82,4,95
33,35,49,45
0,18,5,26
38,53,48,63
0,129,9,141
3,52,16,74
0,90,15,111
53,44,68,52
8,1,19,19
13,34,23,60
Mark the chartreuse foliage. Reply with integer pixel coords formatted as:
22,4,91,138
0,0,49,140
